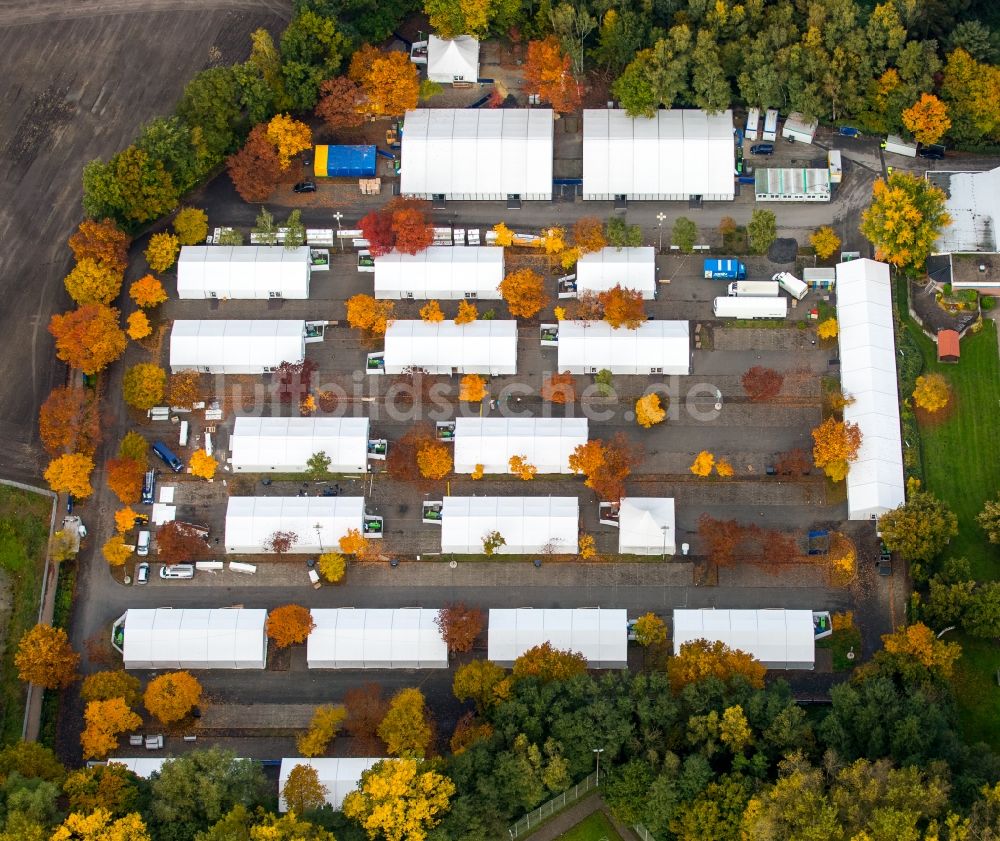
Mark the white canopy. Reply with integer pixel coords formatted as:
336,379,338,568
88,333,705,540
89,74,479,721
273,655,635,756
488,608,627,668
401,109,553,200
307,608,449,669
672,609,815,670
441,496,578,555
427,35,479,83
230,417,370,473
582,109,735,201
107,758,168,778
279,758,387,811
576,247,656,299
453,417,587,475
835,259,905,520
224,496,363,554
374,246,503,299
169,320,305,374
618,497,675,555
383,320,517,375
176,246,311,299
557,320,690,375
121,608,267,669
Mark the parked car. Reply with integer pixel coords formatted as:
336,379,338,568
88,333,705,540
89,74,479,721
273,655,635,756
160,564,195,580
136,562,150,584
750,143,774,155
66,495,74,514
152,441,183,473
838,126,861,137
293,181,316,193
877,541,892,576
918,144,946,160
136,530,151,556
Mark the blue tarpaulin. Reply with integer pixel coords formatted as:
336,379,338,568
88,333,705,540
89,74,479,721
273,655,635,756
314,145,376,178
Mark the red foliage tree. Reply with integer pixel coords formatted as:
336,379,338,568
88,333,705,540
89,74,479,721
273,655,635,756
387,424,436,484
741,366,784,402
226,125,282,203
392,208,433,255
698,515,746,566
264,530,299,555
359,209,396,257
343,682,389,748
568,433,640,501
435,603,484,654
315,76,366,131
775,448,811,476
156,522,206,562
541,372,576,404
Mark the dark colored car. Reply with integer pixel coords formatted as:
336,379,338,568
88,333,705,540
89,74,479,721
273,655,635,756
918,144,946,160
750,143,774,156
877,541,892,576
293,181,317,193
839,126,861,138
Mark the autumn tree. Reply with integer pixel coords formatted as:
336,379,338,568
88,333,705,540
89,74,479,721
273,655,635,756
568,435,639,500
866,622,962,683
118,431,147,463
81,698,142,760
635,393,666,428
83,143,179,226
573,217,606,254
266,604,315,648
435,604,483,654
187,449,217,480
482,530,506,556
878,490,958,575
393,207,433,255
317,552,346,583
492,222,514,247
122,363,166,411
524,36,581,114
297,704,347,757
633,612,667,647
817,318,839,340
599,284,645,329
102,535,132,568
344,683,389,743
378,688,434,758
144,671,202,723
227,124,282,202
81,670,141,707
452,660,508,712
417,440,452,480
50,529,79,562
690,450,715,477
913,373,951,412
416,300,444,324
39,386,101,457
346,293,394,336
63,763,143,816
156,522,206,563
49,304,127,374
52,809,151,841
459,374,487,402
741,366,783,401
668,639,766,693
542,371,576,404
811,417,863,481
265,113,312,169
126,311,151,341
65,258,122,306
315,76,366,130
339,528,368,556
282,764,328,813
747,209,777,255
512,642,587,683
698,515,747,566
145,232,180,272
129,274,167,308
578,533,596,559
509,455,537,480
454,300,478,325
776,448,811,476
810,226,841,260
978,495,1000,544
69,218,129,273
106,457,145,504
861,173,951,272
499,268,549,318
450,713,494,755
359,208,396,257
349,46,420,117
45,453,95,499
15,624,79,688
902,93,951,145
716,458,734,478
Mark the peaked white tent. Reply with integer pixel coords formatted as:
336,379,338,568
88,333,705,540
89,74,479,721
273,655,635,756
224,497,363,554
441,496,578,555
169,320,305,374
835,259,905,520
374,246,503,299
279,759,387,811
230,417,370,473
108,758,169,778
672,609,815,670
557,320,690,375
453,417,588,474
427,35,479,83
176,246,311,299
383,320,517,375
307,608,449,669
576,247,656,299
121,608,268,669
488,608,627,668
401,109,553,200
583,109,735,201
618,498,676,555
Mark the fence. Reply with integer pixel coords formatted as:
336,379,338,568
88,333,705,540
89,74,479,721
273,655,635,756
633,824,658,841
507,771,598,839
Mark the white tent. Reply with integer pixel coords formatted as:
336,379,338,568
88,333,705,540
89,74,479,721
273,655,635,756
453,417,588,475
582,109,735,201
107,758,169,778
121,608,268,669
576,247,656,299
618,498,676,555
374,246,503,299
307,608,449,669
169,320,305,374
224,497,363,554
230,417,370,473
279,759,387,811
441,496,578,555
401,109,553,200
176,246,311,299
557,320,690,375
383,320,517,375
672,609,815,670
835,259,905,520
488,608,627,668
427,35,479,83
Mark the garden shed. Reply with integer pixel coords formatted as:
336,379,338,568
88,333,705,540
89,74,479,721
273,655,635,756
373,246,503,299
169,320,305,374
383,320,518,375
453,417,588,475
576,247,656,299
278,759,387,811
557,320,690,375
672,608,815,670
487,608,628,668
224,496,363,554
426,35,479,83
937,329,960,363
230,417,370,473
306,608,448,669
440,496,579,555
176,246,311,299
618,497,676,556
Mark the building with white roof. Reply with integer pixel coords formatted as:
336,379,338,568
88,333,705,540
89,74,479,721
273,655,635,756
618,498,676,556
383,320,517,375
576,247,656,299
672,609,815,670
488,608,627,668
373,246,503,299
176,246,311,299
230,417,370,474
453,417,587,475
557,320,690,375
169,320,305,374
307,608,448,669
426,35,479,83
118,608,268,669
224,496,364,554
441,496,578,555
279,759,387,811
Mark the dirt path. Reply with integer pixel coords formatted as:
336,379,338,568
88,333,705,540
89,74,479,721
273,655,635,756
518,793,639,841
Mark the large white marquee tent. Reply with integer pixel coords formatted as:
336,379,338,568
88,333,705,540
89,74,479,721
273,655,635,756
224,497,363,554
108,759,169,778
400,108,553,200
835,259,905,520
373,246,503,299
453,417,588,475
176,246,311,299
582,109,735,201
426,35,479,83
618,497,676,555
441,496,578,555
169,320,305,374
121,608,268,670
230,417,370,473
672,609,815,670
307,608,449,669
488,608,627,668
557,320,690,375
576,247,657,299
279,759,387,811
383,320,517,375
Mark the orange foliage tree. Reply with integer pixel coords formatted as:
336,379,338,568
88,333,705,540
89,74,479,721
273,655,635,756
39,386,101,457
68,218,129,273
156,522,206,563
114,507,138,534
315,76,366,130
599,284,645,329
126,311,151,341
189,449,217,479
129,274,167,308
509,455,537,480
902,93,951,145
512,642,587,683
49,304,127,375
349,46,420,117
435,603,484,654
870,621,962,681
568,435,638,500
542,372,576,404
267,604,316,648
226,124,282,202
459,374,487,402
393,208,434,255
106,457,145,504
144,671,202,723
64,259,123,306
573,217,607,254
339,528,382,562
417,440,453,479
523,36,581,114
44,453,95,499
499,268,549,318
266,113,313,169
420,300,445,322
15,624,79,688
81,698,141,760
690,451,715,476
346,294,394,336
455,300,478,325
811,417,863,481
741,366,783,401
698,515,746,565
667,639,766,693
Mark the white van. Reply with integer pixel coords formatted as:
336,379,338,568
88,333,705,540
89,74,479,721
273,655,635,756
136,530,150,556
772,272,808,301
160,564,195,579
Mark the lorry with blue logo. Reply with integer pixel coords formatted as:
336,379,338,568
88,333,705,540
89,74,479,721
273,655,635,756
703,259,747,280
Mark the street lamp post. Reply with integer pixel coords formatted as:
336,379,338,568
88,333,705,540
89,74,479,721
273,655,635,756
333,212,344,252
656,212,666,252
662,525,668,560
592,748,605,785
314,523,324,552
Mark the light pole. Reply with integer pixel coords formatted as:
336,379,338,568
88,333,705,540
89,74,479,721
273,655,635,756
333,211,344,252
314,523,324,552
592,748,604,785
657,212,666,252
662,525,668,560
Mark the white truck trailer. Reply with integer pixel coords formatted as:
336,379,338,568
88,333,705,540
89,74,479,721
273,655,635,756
762,109,779,142
713,297,787,319
772,271,809,300
728,280,780,297
883,134,917,157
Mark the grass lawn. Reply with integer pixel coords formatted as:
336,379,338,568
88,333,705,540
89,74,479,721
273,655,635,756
556,811,625,841
817,626,862,671
951,633,1000,748
0,486,52,745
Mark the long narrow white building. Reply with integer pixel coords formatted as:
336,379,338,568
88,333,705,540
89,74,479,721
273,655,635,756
576,247,657,299
557,320,690,375
169,320,305,374
224,497,363,554
279,759,387,811
230,417,370,474
176,246,311,299
488,608,628,668
453,417,588,475
373,246,503,299
441,496,578,555
672,609,815,670
307,608,448,669
383,320,518,375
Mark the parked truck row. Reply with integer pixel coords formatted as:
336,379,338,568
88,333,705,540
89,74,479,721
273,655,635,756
703,260,808,318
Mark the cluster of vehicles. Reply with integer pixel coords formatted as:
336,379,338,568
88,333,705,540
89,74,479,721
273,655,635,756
134,439,197,584
703,260,809,319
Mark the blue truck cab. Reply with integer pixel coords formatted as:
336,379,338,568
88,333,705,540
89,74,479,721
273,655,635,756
152,441,184,473
703,259,747,280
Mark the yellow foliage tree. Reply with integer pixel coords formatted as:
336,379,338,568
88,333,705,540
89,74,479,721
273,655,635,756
297,704,347,757
509,455,537,480
114,508,138,534
635,393,666,428
126,311,151,341
318,552,346,583
633,612,667,647
690,451,715,477
828,531,857,586
102,536,132,568
65,259,123,306
172,207,209,245
492,222,514,247
266,113,313,169
471,464,484,480
578,534,596,559
346,294,394,336
419,300,445,322
902,93,952,145
281,763,329,814
129,275,167,308
860,173,951,272
189,449,217,480
668,639,766,693
454,300,478,325
45,453,95,499
80,698,142,760
51,809,151,841
554,306,566,321
817,317,839,339
459,374,487,402
144,233,179,272
542,226,566,256
913,373,951,412
498,268,549,318
715,458,734,477
417,440,452,479
143,671,202,723
15,623,79,688
809,226,841,260
122,363,166,411
811,417,863,481
377,688,433,757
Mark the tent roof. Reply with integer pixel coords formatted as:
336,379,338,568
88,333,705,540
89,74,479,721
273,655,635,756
383,320,517,371
169,320,304,369
933,167,1000,252
618,497,675,554
177,246,310,298
576,247,656,295
307,609,448,668
427,35,479,80
672,609,814,668
374,246,503,296
441,496,578,554
487,608,627,667
122,608,267,669
224,496,363,550
453,417,588,474
278,759,387,811
230,417,369,470
557,320,689,373
107,758,168,778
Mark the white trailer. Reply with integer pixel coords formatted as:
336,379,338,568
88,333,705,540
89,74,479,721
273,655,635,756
772,271,808,300
828,150,842,184
781,112,818,144
713,297,787,319
745,108,760,141
762,109,779,142
728,281,780,297
883,134,917,157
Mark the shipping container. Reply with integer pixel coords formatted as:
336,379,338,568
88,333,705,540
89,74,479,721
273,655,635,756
703,258,747,280
728,280,780,297
313,145,377,178
803,267,836,289
713,297,788,318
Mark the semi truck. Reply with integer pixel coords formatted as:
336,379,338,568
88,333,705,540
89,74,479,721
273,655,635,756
772,271,809,300
704,259,747,280
713,296,788,319
728,280,779,297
